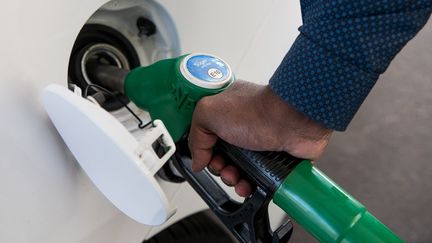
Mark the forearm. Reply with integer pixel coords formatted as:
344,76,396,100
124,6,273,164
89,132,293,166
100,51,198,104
270,0,432,131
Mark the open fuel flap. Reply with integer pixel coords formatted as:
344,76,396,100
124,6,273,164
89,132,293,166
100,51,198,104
42,84,176,225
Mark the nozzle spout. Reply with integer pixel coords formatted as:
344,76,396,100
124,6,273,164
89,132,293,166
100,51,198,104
86,64,129,93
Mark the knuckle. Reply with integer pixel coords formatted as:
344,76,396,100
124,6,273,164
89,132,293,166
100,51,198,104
196,96,214,111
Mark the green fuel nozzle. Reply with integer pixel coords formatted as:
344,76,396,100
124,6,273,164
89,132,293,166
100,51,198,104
124,54,234,142
95,54,403,243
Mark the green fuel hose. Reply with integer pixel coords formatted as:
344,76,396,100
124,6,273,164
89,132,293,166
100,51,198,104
274,160,403,243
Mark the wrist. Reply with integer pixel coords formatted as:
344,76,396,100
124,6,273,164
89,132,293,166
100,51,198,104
259,85,332,159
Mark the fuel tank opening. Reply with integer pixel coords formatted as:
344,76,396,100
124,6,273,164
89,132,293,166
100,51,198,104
67,0,180,112
68,24,141,111
81,43,129,88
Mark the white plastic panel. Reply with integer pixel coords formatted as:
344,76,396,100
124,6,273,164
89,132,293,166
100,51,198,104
42,84,175,225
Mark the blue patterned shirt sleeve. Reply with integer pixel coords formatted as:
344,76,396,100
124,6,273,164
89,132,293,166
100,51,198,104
269,0,432,131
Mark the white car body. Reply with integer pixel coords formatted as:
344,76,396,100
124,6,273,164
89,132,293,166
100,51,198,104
0,0,301,242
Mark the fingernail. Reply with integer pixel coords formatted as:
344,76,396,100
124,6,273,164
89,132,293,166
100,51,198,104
221,177,234,187
207,166,220,176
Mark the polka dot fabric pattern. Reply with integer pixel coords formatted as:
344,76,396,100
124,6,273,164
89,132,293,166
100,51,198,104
270,0,431,131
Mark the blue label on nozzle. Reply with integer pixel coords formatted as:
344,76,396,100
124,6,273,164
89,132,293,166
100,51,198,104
186,55,229,83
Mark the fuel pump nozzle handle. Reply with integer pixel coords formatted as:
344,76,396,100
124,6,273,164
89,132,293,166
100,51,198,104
175,136,403,243
173,139,299,243
88,54,403,243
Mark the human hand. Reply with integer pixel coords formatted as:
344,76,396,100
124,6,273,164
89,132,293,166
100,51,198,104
188,80,332,197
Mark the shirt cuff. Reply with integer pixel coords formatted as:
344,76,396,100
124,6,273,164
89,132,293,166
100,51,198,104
269,34,379,131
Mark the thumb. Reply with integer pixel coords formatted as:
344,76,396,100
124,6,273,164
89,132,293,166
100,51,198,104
188,120,218,172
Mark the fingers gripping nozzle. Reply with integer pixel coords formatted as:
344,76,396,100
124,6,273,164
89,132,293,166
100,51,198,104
173,140,301,243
